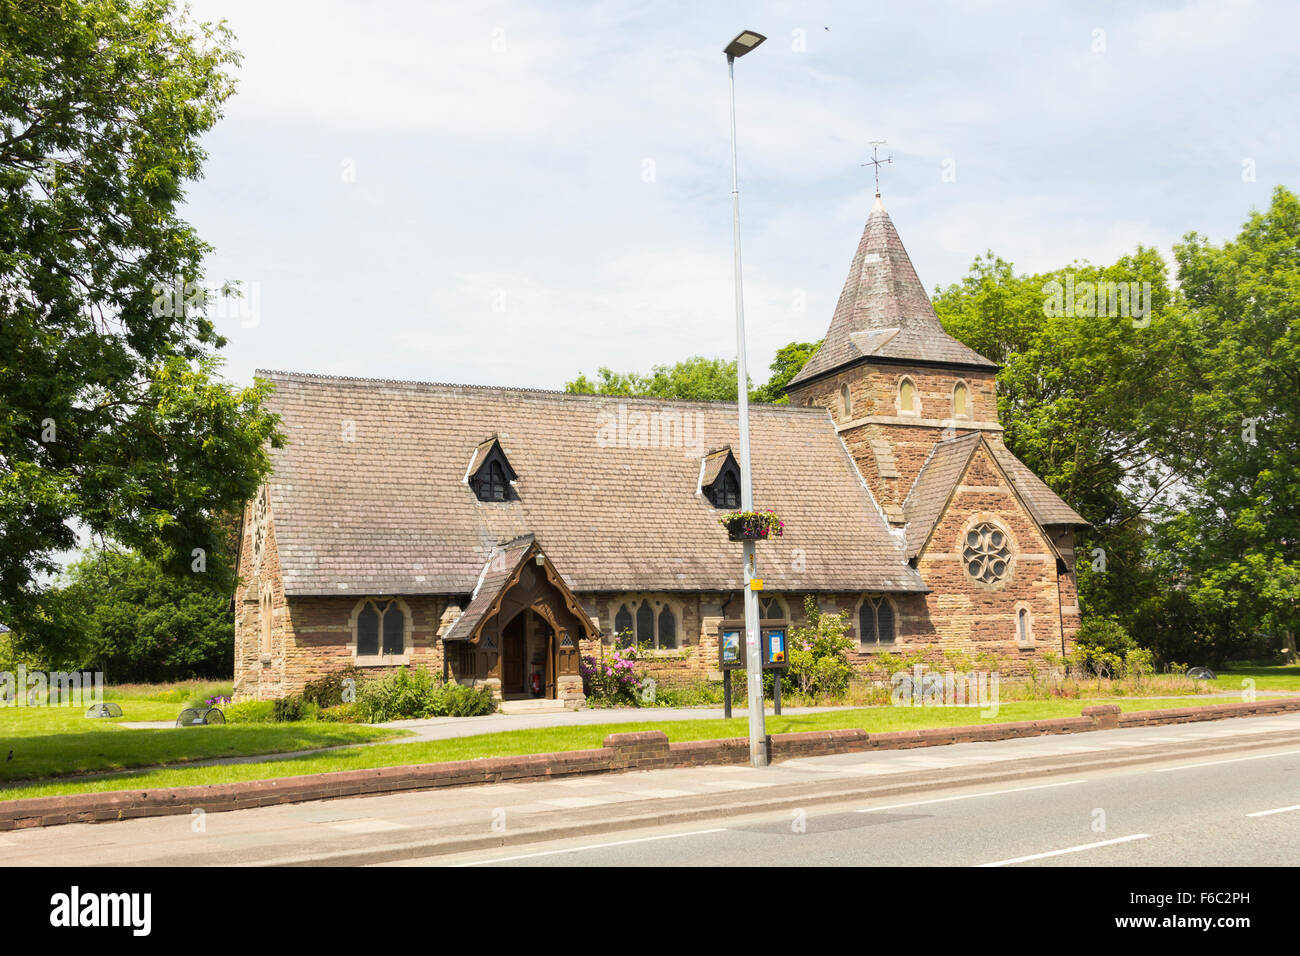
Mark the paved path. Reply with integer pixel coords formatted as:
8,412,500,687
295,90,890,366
115,691,1290,737
5,711,1296,866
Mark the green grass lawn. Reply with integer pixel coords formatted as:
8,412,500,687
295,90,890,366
0,693,1269,803
0,686,403,786
1213,664,1300,693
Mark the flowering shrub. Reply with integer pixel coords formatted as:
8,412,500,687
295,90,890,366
205,694,232,707
579,644,646,707
786,596,855,699
718,509,784,540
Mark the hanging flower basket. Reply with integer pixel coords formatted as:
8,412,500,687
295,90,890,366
719,509,784,541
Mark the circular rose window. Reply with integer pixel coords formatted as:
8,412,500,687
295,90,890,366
962,523,1011,584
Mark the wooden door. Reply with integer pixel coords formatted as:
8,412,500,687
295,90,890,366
502,615,526,695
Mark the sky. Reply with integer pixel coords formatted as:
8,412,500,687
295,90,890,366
181,0,1300,393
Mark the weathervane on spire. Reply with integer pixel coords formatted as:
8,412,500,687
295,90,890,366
861,141,892,197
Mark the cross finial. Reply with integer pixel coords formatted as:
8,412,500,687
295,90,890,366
861,141,892,197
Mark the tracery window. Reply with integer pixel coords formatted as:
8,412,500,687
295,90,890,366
963,523,1012,584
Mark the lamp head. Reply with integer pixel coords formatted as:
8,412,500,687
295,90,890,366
724,30,766,59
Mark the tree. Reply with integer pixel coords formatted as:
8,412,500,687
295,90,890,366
0,0,280,658
750,340,819,404
932,249,1190,631
1144,186,1300,665
565,341,819,404
58,546,233,682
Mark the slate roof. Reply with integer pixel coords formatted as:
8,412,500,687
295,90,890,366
902,432,983,558
985,438,1090,528
260,371,926,597
902,432,1088,558
440,537,536,642
789,196,996,388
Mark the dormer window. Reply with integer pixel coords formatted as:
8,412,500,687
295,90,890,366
701,447,742,509
467,437,518,502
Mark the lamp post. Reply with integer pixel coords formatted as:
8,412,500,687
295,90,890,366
724,28,767,768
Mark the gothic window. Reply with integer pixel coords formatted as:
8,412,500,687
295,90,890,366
953,381,969,419
898,377,919,416
478,460,508,501
612,596,682,649
1017,607,1033,645
859,595,896,647
353,598,409,660
963,523,1012,584
614,604,634,646
714,469,740,509
356,603,380,656
840,384,853,417
657,606,677,649
760,596,787,620
636,601,655,645
259,587,273,656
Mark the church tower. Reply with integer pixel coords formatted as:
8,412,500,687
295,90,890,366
788,193,1089,662
785,194,999,525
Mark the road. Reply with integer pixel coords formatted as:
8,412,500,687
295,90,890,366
3,712,1297,866
430,742,1300,866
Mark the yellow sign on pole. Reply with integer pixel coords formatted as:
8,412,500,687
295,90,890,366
749,578,764,591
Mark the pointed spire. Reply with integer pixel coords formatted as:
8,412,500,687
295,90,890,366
789,198,995,388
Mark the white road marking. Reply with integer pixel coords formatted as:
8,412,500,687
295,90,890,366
857,779,1088,812
978,833,1152,867
1152,749,1300,772
450,828,729,866
1247,804,1300,818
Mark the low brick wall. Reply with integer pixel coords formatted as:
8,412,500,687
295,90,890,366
3,696,1297,831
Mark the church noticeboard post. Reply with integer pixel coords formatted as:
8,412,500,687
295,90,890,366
719,621,789,718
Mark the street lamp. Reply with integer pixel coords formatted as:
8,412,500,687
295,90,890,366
724,28,767,768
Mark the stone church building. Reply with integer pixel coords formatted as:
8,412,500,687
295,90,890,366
232,195,1086,704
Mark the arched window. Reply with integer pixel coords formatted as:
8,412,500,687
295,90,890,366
356,602,379,656
840,383,853,418
353,598,409,661
715,469,740,509
657,605,677,649
612,596,682,649
479,459,508,502
859,595,896,647
760,596,787,620
636,601,655,646
1017,607,1032,645
898,377,918,416
953,381,969,419
614,604,633,646
259,587,273,656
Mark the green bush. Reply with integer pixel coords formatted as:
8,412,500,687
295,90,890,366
318,702,360,723
271,695,317,722
355,666,443,722
1072,618,1138,677
787,596,855,699
355,667,496,721
302,665,366,708
223,699,275,723
432,682,496,717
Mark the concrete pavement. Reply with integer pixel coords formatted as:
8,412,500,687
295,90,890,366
2,711,1297,866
